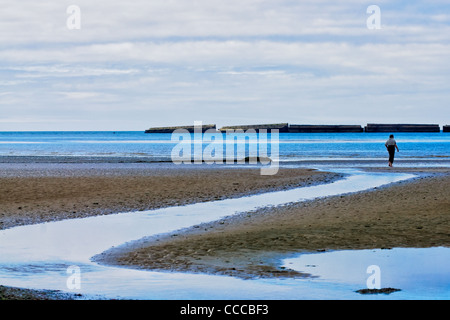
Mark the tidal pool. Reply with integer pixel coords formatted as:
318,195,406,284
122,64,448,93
282,247,450,299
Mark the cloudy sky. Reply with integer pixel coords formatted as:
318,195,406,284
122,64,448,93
1,0,449,131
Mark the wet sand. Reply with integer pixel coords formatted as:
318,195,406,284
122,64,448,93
97,167,450,280
0,163,338,230
0,161,448,298
0,162,339,299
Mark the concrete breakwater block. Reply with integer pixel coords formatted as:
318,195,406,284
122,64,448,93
364,123,441,132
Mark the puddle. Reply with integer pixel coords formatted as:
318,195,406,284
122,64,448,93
283,247,450,299
2,168,444,299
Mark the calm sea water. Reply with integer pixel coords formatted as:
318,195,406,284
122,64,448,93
0,131,449,166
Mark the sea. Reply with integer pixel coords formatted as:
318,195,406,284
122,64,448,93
0,131,449,168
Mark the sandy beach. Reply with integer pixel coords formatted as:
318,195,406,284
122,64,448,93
0,163,338,231
96,166,449,280
0,161,448,299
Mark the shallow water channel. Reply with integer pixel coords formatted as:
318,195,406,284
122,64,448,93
0,168,448,299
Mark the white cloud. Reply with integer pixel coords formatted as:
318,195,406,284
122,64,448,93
0,0,449,130
8,65,139,78
1,0,448,44
56,91,100,99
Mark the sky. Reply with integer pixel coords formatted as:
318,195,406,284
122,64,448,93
0,0,449,131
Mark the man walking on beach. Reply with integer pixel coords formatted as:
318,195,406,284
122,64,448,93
385,134,399,167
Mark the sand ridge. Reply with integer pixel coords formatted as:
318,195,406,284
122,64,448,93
0,164,340,230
